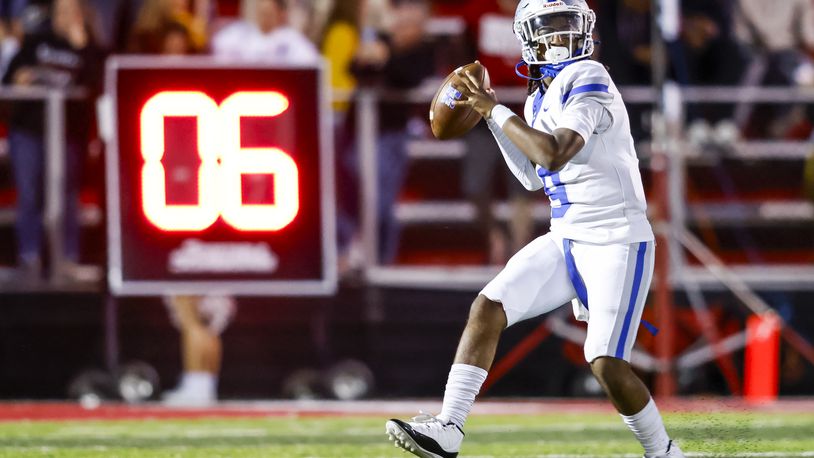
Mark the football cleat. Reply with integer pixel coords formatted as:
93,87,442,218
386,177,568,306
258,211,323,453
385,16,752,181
385,412,464,458
648,440,685,458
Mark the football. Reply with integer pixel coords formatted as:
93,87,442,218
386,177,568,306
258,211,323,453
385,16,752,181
429,62,491,140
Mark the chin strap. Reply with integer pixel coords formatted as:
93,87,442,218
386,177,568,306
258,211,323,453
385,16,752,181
515,58,584,82
540,61,573,79
515,60,544,81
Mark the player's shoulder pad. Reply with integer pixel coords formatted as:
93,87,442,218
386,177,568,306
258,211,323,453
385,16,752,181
559,60,613,107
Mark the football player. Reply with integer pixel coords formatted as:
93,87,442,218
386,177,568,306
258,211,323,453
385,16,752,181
386,1,685,457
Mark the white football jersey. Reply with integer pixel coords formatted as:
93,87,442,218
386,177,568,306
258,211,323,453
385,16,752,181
523,60,653,244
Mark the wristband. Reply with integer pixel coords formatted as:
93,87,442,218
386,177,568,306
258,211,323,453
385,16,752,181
489,104,516,128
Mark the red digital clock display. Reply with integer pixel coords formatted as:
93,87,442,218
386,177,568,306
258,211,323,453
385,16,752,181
105,57,336,296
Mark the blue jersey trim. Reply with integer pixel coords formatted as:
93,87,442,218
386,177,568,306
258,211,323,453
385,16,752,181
615,241,648,359
561,83,609,105
531,90,544,125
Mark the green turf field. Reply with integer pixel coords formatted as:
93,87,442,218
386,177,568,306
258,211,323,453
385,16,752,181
1,411,813,457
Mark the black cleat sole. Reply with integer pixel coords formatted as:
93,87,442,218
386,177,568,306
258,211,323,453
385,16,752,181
385,419,458,458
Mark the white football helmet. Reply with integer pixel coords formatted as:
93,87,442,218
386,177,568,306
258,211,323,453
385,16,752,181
513,0,596,66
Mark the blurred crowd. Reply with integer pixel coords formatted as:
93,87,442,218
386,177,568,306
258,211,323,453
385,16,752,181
0,0,813,279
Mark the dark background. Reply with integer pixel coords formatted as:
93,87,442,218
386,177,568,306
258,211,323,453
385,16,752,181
1,288,812,399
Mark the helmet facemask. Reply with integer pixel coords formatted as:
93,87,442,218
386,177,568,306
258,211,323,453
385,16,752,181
515,6,596,66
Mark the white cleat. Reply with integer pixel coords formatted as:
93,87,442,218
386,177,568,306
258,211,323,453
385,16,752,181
648,440,685,458
385,413,463,458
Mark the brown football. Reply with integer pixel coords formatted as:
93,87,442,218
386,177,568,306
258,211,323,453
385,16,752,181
429,62,491,140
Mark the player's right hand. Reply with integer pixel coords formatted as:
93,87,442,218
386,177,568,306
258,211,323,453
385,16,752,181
456,61,498,119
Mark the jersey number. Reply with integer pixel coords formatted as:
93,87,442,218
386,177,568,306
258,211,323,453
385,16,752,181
140,91,299,232
543,172,571,218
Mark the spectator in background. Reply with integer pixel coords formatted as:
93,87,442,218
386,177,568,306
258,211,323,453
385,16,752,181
321,0,365,269
160,18,193,54
298,0,335,44
594,0,651,86
0,1,62,75
349,0,433,264
286,0,317,40
591,0,652,141
735,0,814,73
677,1,747,138
0,0,28,36
87,0,154,51
681,1,746,88
321,0,363,118
2,0,102,283
112,1,198,55
212,0,318,63
161,296,236,406
129,0,208,54
0,0,34,73
734,0,814,138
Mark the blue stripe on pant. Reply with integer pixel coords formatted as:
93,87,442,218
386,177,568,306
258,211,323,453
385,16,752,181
615,241,649,359
562,239,588,308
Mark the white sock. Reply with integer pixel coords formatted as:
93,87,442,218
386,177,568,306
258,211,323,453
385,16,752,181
437,364,488,429
621,398,671,457
181,371,217,395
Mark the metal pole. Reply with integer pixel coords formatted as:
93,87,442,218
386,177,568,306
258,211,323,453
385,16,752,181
44,90,67,282
104,294,120,372
356,90,379,268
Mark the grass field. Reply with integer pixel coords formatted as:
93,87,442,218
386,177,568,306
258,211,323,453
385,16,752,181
1,404,813,457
